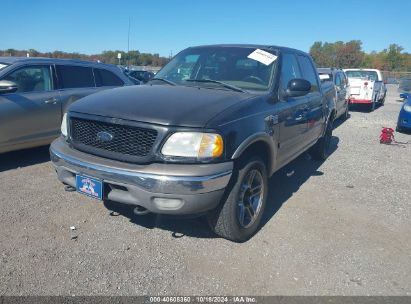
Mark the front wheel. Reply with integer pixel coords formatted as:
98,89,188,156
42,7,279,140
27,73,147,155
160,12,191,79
207,156,268,242
311,117,333,160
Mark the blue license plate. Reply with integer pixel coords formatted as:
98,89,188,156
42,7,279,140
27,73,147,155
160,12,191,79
76,175,103,200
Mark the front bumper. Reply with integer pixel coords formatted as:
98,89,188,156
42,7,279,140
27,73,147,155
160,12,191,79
349,98,372,104
50,137,233,214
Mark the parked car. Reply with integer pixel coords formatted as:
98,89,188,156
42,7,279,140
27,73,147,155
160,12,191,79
0,57,134,154
117,66,142,85
128,70,155,83
397,94,411,133
317,68,350,120
400,92,410,100
50,44,336,242
398,77,411,99
343,68,387,111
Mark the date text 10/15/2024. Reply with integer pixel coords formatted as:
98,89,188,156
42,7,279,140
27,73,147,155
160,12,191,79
149,297,257,303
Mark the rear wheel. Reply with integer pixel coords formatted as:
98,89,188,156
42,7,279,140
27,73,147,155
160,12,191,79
380,91,386,105
207,156,268,242
343,103,349,120
369,99,376,112
311,116,333,160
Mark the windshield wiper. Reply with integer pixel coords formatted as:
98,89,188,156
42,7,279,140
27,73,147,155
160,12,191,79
185,79,245,93
151,78,176,86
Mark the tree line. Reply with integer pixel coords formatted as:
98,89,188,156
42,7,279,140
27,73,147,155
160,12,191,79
2,42,410,71
0,49,170,67
309,41,411,71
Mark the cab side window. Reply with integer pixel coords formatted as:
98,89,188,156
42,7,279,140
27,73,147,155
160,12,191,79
280,53,302,92
297,55,319,92
94,68,124,87
3,65,52,93
56,65,95,89
335,73,342,87
341,73,348,88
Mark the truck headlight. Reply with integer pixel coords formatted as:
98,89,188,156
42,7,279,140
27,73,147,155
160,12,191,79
162,132,223,158
403,104,411,112
61,113,68,137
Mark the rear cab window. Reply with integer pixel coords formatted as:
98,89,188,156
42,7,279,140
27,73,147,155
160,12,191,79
94,68,124,87
56,65,95,89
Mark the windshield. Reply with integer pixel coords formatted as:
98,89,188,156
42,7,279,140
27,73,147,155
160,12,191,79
346,70,378,81
0,63,9,71
154,46,278,92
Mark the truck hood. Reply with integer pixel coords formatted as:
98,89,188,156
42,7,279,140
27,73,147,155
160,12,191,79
69,85,252,128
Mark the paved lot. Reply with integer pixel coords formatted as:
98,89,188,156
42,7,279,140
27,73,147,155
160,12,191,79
0,85,410,296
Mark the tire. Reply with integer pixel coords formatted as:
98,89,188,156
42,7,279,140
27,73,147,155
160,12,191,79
369,100,376,112
311,116,333,161
207,156,268,242
343,103,349,120
380,91,387,105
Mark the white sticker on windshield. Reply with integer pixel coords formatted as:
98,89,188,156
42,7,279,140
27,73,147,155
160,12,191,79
0,64,8,70
247,49,277,66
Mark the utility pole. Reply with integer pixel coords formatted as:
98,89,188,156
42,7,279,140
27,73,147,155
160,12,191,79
127,16,131,68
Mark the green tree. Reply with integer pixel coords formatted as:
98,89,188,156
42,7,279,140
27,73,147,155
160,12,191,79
383,44,404,71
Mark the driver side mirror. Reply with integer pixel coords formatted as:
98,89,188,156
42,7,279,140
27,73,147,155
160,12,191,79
0,80,18,94
285,79,311,98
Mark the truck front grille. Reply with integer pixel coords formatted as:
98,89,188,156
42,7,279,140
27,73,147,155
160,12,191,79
70,117,158,161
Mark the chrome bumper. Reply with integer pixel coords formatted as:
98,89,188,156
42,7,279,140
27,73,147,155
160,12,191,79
50,137,233,214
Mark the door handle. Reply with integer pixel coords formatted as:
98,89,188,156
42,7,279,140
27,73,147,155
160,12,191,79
44,97,58,105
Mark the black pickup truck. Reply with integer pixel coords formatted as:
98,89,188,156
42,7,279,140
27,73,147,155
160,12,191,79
50,44,336,242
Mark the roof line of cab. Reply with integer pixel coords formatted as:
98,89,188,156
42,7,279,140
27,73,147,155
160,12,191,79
184,44,310,56
0,56,117,69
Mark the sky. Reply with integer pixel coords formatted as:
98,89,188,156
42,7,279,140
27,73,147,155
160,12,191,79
1,0,411,57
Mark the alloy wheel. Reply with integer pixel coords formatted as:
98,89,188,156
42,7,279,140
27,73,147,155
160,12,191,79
237,169,264,228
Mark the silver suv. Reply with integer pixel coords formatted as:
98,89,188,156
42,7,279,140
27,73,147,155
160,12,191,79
0,57,134,154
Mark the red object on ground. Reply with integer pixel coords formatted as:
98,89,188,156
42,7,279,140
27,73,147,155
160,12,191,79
380,127,395,144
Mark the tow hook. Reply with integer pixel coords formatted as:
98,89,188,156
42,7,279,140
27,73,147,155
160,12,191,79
64,185,76,192
133,205,150,215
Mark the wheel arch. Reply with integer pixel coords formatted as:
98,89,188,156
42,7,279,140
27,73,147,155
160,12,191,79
231,133,277,176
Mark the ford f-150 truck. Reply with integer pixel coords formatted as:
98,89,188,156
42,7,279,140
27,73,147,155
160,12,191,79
343,68,387,111
50,45,336,242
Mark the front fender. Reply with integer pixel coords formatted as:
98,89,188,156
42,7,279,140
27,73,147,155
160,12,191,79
231,132,277,175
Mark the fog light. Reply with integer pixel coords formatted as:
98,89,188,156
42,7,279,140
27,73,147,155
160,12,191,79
153,197,184,210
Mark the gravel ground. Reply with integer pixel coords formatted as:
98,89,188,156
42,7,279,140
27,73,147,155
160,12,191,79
0,85,410,296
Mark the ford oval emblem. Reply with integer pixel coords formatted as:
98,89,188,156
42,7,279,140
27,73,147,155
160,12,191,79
96,131,114,142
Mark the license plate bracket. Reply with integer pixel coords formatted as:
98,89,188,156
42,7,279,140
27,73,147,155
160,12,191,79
76,175,103,200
